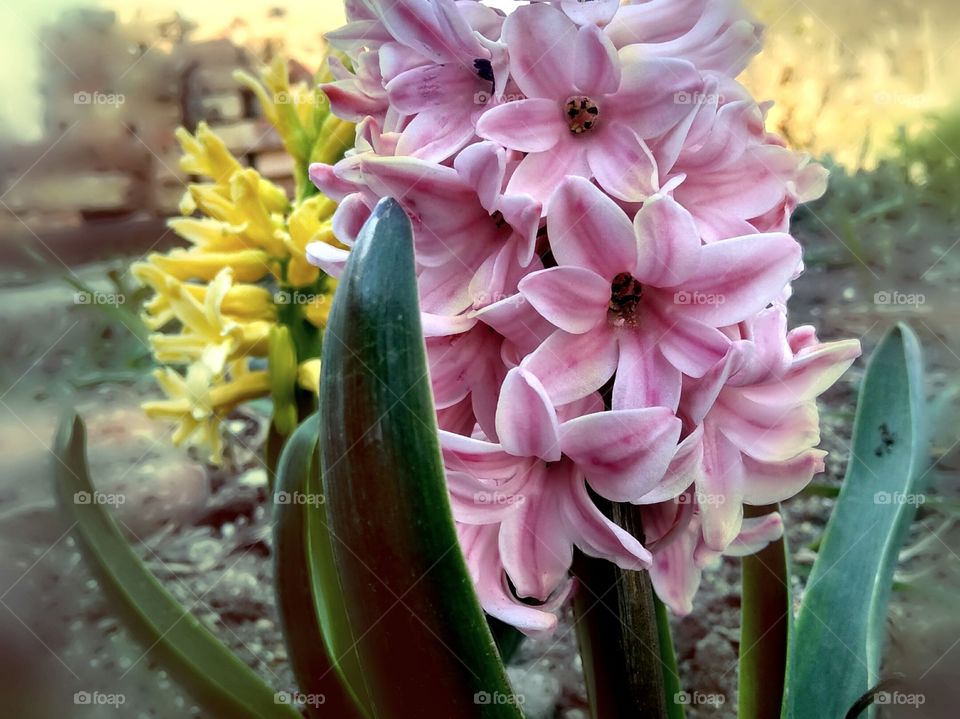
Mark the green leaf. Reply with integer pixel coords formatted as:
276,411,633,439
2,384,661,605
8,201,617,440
738,504,790,719
52,413,299,719
319,198,521,718
272,414,367,718
782,324,925,719
654,596,685,719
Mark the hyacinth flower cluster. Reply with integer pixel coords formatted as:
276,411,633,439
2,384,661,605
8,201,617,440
135,58,352,461
306,0,861,633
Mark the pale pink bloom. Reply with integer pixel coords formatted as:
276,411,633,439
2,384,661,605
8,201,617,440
656,93,829,242
644,495,784,615
476,1,701,203
458,522,573,636
517,176,801,409
677,317,861,550
325,0,509,160
442,367,682,601
307,142,542,317
606,0,763,77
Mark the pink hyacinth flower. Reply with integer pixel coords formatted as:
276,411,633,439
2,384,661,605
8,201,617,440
677,316,861,550
442,367,682,601
476,1,701,203
518,176,801,410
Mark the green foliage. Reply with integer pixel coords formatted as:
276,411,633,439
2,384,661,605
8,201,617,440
52,413,299,719
782,324,926,719
319,198,521,718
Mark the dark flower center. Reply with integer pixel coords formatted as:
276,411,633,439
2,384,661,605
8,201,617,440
609,272,642,324
564,95,600,134
474,58,495,83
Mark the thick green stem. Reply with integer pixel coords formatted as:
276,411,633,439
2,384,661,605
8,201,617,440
573,501,670,719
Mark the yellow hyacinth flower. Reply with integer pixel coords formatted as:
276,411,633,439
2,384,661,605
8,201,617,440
148,248,274,283
136,56,353,460
143,363,271,462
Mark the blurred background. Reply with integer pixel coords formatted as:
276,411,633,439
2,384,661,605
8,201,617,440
0,1,957,717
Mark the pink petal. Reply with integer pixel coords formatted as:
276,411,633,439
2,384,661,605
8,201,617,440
712,393,820,462
522,325,619,406
742,339,861,404
635,425,704,504
395,105,478,162
698,423,745,551
574,24,621,95
499,465,572,600
476,98,567,153
675,233,801,326
519,266,609,335
647,300,731,378
560,469,652,569
460,523,564,636
503,3,576,99
723,513,785,557
447,471,523,524
385,63,475,114
439,431,519,479
496,368,562,461
645,503,700,615
420,312,477,338
453,141,506,214
379,0,479,63
610,54,701,138
588,123,660,202
741,450,826,505
632,194,702,287
612,329,682,411
560,407,682,502
546,175,637,278
505,142,592,207
305,242,351,278
562,0,620,27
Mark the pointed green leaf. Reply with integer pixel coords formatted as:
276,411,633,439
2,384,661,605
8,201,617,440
272,414,367,718
52,413,299,719
319,198,521,718
783,324,925,718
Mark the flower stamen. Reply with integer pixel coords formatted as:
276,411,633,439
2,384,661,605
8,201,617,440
564,96,600,134
609,272,642,324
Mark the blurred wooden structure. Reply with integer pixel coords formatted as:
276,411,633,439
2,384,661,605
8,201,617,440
0,8,310,265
